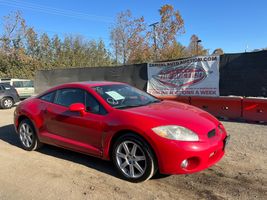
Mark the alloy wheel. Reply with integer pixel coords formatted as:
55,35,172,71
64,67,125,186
3,99,13,108
19,123,33,148
115,141,147,178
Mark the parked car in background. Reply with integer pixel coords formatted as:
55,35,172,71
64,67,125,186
0,79,34,99
0,83,20,109
14,81,230,182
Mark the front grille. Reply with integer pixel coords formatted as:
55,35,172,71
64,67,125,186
208,129,216,138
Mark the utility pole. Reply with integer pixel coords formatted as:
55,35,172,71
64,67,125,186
149,22,159,61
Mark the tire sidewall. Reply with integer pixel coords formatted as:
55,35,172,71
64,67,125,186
18,119,38,151
1,97,14,109
112,134,156,183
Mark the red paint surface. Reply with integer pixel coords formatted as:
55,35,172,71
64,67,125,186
14,82,228,175
243,97,267,122
190,96,243,119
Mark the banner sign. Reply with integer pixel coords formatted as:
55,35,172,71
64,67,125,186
147,56,220,97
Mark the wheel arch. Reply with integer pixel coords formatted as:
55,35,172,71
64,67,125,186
2,96,14,100
107,129,159,169
17,114,43,151
17,115,30,129
16,114,39,137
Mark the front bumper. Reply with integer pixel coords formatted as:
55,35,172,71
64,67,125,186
154,132,228,175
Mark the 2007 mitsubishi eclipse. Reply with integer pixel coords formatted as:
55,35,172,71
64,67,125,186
14,81,230,182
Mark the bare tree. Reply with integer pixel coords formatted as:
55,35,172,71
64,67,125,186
155,4,185,60
110,10,147,64
0,11,27,53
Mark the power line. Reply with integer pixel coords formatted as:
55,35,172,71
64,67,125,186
0,0,114,23
35,28,110,42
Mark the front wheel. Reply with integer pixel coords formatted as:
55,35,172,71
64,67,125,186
1,97,14,109
18,119,42,151
112,134,157,183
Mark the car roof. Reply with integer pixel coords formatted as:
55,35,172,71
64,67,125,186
0,78,32,81
60,81,126,88
39,81,127,96
0,82,12,86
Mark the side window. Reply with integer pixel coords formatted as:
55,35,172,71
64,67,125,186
23,81,34,87
0,85,4,91
13,81,23,88
3,85,11,90
40,92,55,103
86,92,106,115
54,88,85,107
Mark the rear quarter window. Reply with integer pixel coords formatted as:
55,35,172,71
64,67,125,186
39,92,55,103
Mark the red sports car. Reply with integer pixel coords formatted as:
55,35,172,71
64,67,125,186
14,81,229,182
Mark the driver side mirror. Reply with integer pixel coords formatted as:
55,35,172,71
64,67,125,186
69,103,86,116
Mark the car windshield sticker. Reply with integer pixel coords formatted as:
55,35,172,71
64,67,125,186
105,91,125,101
106,97,119,105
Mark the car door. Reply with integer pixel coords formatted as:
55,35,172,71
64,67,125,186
44,88,106,157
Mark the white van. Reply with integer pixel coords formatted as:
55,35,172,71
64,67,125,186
0,79,35,99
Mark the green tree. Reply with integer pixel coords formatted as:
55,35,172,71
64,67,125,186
0,11,114,79
51,34,61,64
25,27,39,58
39,33,52,62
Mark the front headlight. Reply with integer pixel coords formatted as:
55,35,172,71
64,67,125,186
152,125,199,141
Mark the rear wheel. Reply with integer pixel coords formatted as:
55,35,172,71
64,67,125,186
18,119,42,151
1,97,14,109
112,134,157,183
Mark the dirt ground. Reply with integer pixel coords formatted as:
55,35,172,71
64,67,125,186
0,107,266,200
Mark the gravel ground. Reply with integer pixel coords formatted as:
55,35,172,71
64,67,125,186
0,107,266,200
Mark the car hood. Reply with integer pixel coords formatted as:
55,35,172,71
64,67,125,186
122,100,219,135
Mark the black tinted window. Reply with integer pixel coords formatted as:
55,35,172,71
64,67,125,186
86,92,106,114
54,88,85,107
40,92,55,102
2,84,12,90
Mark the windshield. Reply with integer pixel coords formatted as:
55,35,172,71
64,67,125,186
92,84,160,109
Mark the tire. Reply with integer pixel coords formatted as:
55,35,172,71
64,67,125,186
1,97,14,109
152,171,172,179
18,119,43,151
112,133,157,183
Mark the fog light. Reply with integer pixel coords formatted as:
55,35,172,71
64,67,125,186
181,159,188,168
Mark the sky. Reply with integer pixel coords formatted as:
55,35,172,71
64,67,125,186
0,0,266,54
